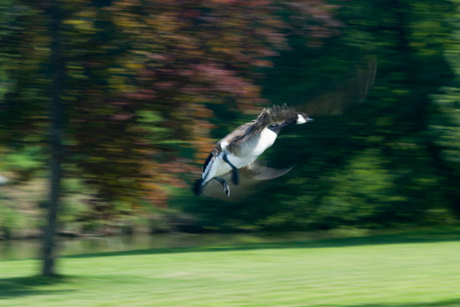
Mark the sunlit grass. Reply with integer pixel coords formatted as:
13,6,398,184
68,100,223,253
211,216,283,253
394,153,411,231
1,233,460,307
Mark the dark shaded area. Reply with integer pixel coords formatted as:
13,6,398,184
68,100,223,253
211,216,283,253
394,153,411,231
0,275,74,299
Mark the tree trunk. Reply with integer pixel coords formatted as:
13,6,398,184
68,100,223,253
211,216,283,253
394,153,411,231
42,1,63,277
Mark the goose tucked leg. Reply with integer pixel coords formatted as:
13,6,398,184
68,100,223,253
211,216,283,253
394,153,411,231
213,177,230,197
223,153,239,185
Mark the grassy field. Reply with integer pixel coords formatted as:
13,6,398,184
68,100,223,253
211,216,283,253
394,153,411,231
1,232,460,307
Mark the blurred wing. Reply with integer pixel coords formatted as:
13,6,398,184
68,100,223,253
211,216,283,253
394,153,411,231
300,57,377,116
201,161,294,202
247,161,294,180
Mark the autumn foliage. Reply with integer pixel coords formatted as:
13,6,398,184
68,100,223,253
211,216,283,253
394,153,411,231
23,0,340,206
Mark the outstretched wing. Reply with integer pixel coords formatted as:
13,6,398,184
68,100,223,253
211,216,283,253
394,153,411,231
299,57,377,116
221,123,254,146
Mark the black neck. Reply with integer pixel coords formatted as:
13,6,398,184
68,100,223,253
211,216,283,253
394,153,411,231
267,115,298,134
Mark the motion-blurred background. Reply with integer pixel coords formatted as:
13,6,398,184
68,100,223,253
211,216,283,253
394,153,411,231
1,0,459,268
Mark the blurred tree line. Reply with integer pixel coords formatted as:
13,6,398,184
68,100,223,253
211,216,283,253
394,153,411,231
173,0,460,231
1,0,460,269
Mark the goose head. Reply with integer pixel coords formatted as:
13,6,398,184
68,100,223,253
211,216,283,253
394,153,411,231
296,113,313,124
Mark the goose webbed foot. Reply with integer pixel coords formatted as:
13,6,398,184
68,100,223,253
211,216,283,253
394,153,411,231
214,177,230,197
223,153,239,185
223,184,230,197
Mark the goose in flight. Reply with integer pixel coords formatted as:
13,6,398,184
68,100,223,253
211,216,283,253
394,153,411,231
194,105,311,196
194,57,377,198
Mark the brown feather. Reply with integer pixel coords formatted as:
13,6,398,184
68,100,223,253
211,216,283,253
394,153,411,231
225,105,300,155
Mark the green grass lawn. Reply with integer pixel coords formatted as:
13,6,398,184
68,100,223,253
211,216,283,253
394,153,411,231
1,233,460,307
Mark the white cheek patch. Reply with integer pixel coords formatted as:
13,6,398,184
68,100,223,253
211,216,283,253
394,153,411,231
296,114,307,124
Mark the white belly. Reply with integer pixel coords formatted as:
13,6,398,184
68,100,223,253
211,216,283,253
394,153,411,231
225,128,277,168
202,154,232,184
202,128,278,185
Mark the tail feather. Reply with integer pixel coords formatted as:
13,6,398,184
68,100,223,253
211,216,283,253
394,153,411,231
193,178,204,195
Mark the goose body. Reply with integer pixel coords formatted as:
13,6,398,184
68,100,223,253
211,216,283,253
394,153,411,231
195,106,311,196
202,126,278,183
193,57,376,198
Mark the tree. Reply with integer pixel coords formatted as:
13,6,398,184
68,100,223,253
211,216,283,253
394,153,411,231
430,0,460,215
41,0,64,276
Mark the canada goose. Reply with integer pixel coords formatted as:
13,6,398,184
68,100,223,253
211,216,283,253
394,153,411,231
194,57,377,198
194,105,312,196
